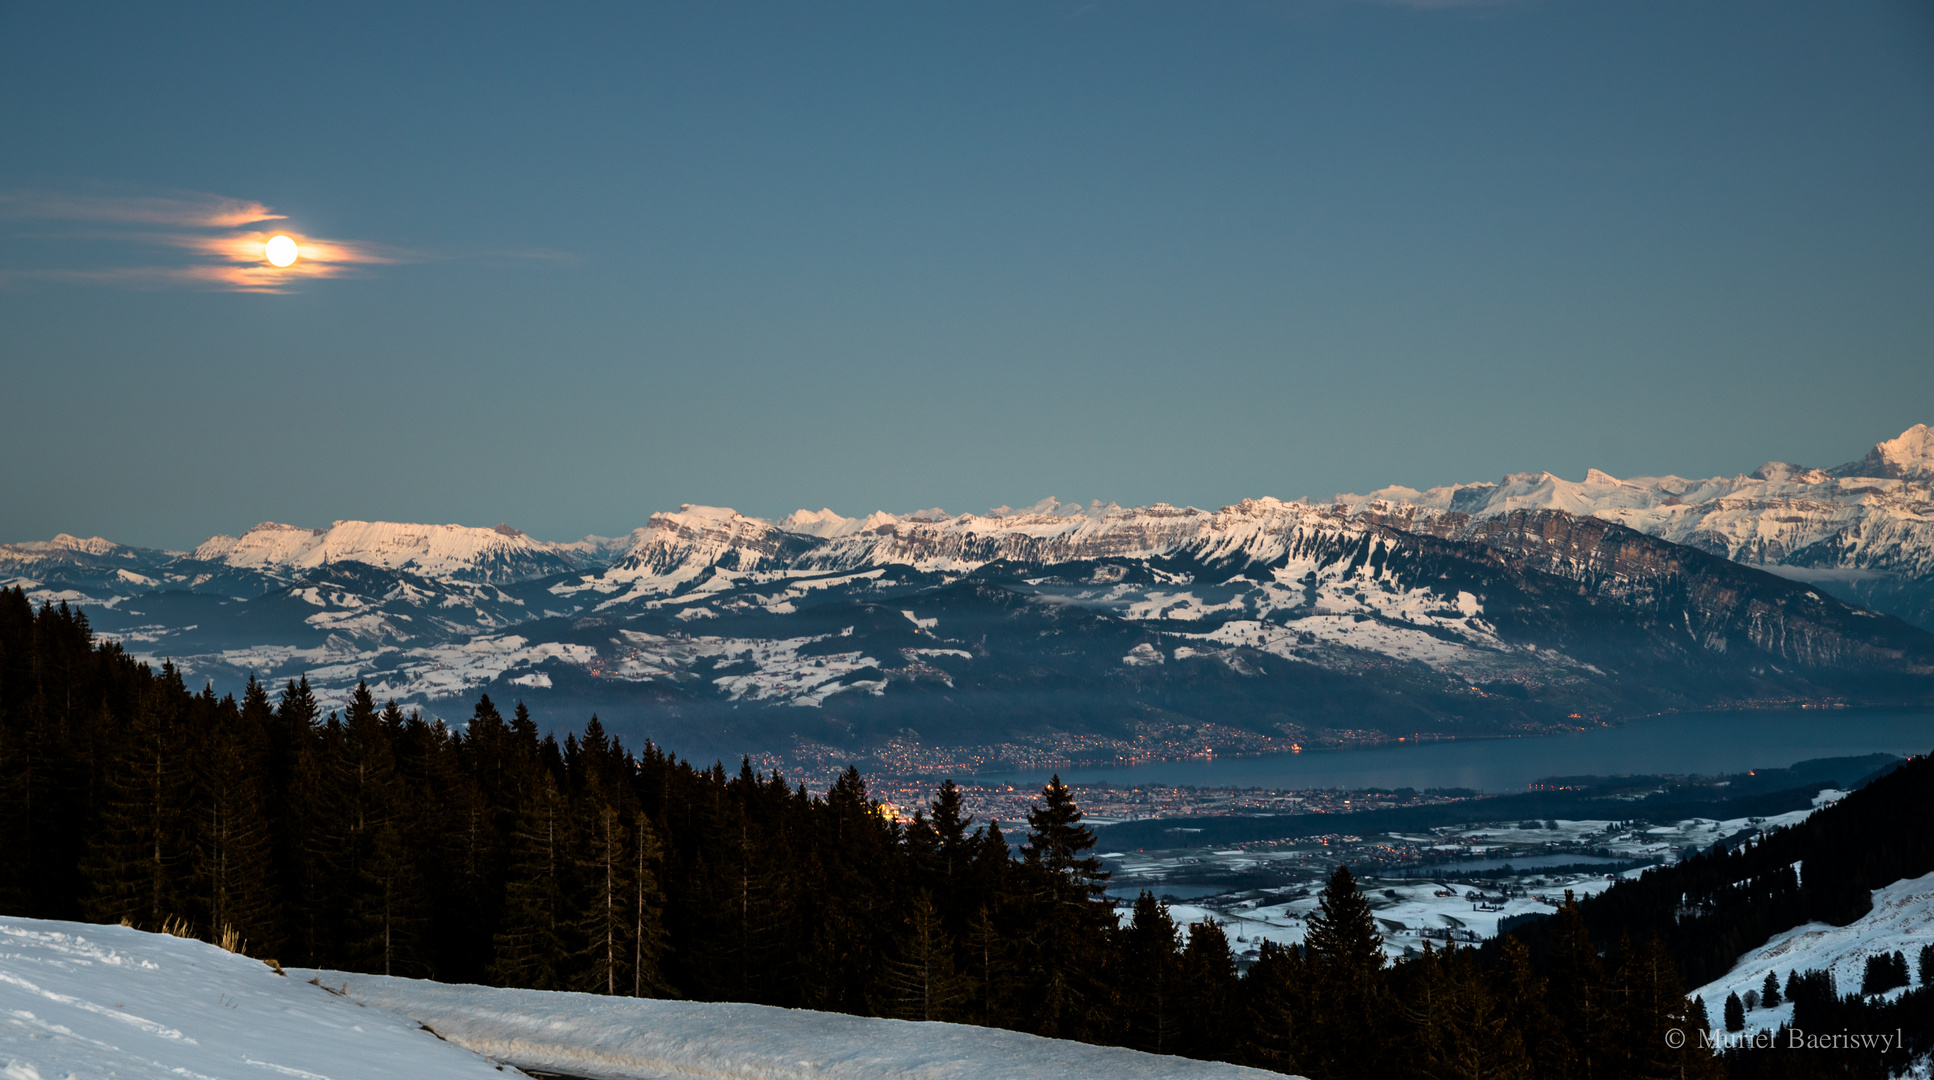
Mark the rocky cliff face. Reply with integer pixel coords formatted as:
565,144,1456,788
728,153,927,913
598,506,821,584
1454,510,1933,674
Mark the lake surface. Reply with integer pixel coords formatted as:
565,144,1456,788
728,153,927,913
975,709,1934,793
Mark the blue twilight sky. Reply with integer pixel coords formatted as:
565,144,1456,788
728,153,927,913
2,1,1931,550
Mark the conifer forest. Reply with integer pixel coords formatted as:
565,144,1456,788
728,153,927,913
6,589,1933,1078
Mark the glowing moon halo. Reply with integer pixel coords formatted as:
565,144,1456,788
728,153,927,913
265,235,299,267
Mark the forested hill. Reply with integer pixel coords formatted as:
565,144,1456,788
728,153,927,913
2,588,1736,1079
1504,748,1934,988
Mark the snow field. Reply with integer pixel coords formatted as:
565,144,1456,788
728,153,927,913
299,969,1300,1080
0,918,1300,1080
0,917,505,1080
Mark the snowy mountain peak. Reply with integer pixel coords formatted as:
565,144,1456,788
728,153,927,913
0,532,136,571
777,508,865,538
1748,461,1830,484
191,522,322,563
42,534,122,555
671,504,750,521
193,519,588,583
1858,422,1934,480
601,506,816,584
902,506,954,522
985,497,1081,518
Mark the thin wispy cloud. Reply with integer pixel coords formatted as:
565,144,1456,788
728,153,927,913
0,189,403,293
0,191,286,229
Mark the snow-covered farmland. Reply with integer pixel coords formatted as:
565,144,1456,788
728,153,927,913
614,629,890,706
1110,792,1855,963
1141,873,1624,962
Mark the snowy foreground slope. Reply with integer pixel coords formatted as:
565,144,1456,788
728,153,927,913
0,915,1291,1080
1693,870,1934,1037
0,917,503,1080
296,968,1294,1080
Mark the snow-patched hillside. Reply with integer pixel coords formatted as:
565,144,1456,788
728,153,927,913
1692,870,1934,1037
0,915,1294,1080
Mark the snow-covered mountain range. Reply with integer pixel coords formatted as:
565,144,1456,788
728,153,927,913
1338,422,1934,632
4,425,1931,761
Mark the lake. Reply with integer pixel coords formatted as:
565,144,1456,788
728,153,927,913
974,709,1934,793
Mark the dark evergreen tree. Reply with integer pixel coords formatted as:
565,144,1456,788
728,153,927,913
684,763,804,1006
1490,934,1562,1078
573,799,638,995
1546,891,1613,1080
1236,939,1309,1074
1175,918,1239,1063
929,779,973,881
194,679,274,953
1862,950,1910,995
1611,934,1722,1080
273,676,326,965
81,675,192,930
315,683,419,974
1403,943,1531,1080
922,778,979,932
1018,775,1107,896
490,769,573,989
0,590,34,915
1117,892,1183,1054
880,890,965,1021
1014,775,1112,1041
1302,865,1387,1080
629,812,673,998
801,766,894,1014
1724,990,1745,1032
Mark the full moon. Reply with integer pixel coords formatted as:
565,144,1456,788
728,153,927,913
265,235,299,267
